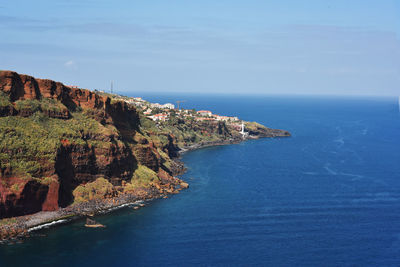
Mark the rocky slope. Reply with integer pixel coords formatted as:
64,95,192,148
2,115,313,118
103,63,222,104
0,70,290,233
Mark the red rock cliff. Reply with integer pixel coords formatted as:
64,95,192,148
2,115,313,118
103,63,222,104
0,71,179,218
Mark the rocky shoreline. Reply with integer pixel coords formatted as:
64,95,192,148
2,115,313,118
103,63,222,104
0,134,282,242
0,155,190,242
178,139,239,154
0,182,186,242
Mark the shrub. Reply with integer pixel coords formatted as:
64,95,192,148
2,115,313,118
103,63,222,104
72,177,114,204
40,98,68,112
131,164,158,187
14,99,41,113
0,91,11,108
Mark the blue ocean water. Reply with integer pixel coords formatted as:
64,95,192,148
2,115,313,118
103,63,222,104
1,94,400,266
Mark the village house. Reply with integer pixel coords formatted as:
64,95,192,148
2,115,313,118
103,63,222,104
150,103,175,109
149,113,168,122
214,115,239,122
143,108,152,115
197,110,212,116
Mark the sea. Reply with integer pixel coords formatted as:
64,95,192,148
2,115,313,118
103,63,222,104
1,94,400,267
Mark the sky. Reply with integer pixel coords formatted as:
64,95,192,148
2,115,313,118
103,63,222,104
0,0,399,96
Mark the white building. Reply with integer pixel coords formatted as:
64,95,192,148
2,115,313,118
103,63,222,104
197,110,212,116
162,103,175,109
149,113,168,121
150,103,163,109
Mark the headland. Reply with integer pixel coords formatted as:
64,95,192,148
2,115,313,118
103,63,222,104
0,70,290,240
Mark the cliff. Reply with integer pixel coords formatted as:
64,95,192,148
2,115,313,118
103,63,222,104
0,71,182,219
0,70,290,227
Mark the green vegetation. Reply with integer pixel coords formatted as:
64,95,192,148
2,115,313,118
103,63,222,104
0,108,112,179
148,132,169,148
69,164,163,198
139,111,230,148
0,217,17,226
40,98,68,112
130,164,158,187
14,98,68,113
139,114,158,132
158,149,173,170
72,177,114,204
245,121,267,132
14,99,41,112
160,120,225,147
0,91,11,108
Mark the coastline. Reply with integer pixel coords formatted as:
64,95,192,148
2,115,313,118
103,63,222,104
0,71,291,242
0,185,178,242
0,133,283,242
0,136,247,242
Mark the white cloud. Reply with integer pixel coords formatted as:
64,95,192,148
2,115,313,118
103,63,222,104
64,60,77,69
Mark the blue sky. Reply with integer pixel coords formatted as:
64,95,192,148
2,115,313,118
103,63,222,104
1,0,399,95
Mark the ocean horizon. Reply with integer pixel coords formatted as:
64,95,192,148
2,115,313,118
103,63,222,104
1,94,400,266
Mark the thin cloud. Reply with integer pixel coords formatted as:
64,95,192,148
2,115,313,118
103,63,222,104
64,60,77,70
0,15,56,31
0,15,198,42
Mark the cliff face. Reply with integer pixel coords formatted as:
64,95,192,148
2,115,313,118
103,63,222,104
0,71,103,110
0,71,181,218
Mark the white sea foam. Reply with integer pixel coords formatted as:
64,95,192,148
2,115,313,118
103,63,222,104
340,172,387,186
340,172,365,180
351,192,399,203
324,163,337,175
105,200,145,213
105,204,128,213
28,219,68,233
